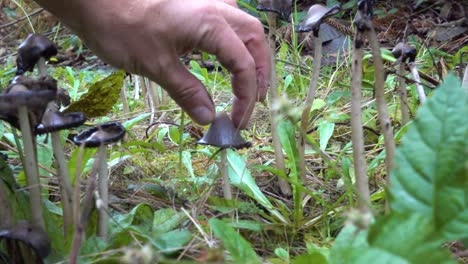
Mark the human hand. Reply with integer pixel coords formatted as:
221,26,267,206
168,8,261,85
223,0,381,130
35,0,271,128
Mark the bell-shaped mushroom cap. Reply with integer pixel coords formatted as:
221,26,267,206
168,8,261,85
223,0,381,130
36,111,86,134
296,4,341,33
392,42,417,63
0,222,51,259
73,121,126,147
196,112,251,150
16,33,58,75
256,0,292,21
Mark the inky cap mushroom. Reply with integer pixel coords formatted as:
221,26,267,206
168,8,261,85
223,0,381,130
73,122,126,148
392,42,417,63
197,112,251,149
36,111,86,134
296,4,341,33
0,222,51,259
256,0,292,21
16,33,58,75
0,85,56,129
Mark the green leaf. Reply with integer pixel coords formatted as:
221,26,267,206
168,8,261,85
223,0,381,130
123,112,151,130
181,150,195,178
155,229,192,252
64,71,125,118
209,218,261,264
226,149,287,223
152,208,186,236
389,74,468,241
278,120,299,183
318,121,335,151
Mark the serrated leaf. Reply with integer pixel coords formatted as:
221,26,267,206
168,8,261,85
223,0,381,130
209,218,261,264
64,71,125,118
389,74,468,241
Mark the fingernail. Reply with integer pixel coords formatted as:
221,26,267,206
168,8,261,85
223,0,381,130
191,106,214,125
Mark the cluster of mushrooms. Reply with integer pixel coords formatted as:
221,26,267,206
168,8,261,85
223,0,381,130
0,34,125,261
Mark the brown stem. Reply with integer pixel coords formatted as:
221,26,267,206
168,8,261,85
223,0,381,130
350,31,371,213
366,25,396,183
267,12,292,196
299,29,322,183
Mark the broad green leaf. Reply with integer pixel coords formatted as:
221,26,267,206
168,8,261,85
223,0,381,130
389,74,468,241
64,71,125,118
154,229,191,252
318,121,335,151
181,150,195,178
226,149,287,223
209,218,261,264
311,99,326,112
278,120,299,183
111,203,153,233
152,208,186,236
168,126,181,144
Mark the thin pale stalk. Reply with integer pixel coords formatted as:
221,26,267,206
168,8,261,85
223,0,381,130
267,12,291,196
18,106,45,229
366,26,396,181
299,30,322,182
147,80,160,124
120,82,130,115
51,131,73,236
97,145,108,239
350,31,371,213
73,144,85,228
408,62,426,103
397,63,410,125
463,65,468,91
221,149,232,200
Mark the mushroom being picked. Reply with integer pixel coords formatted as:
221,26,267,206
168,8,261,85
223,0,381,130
197,112,250,200
73,122,126,239
0,80,56,230
295,4,340,182
36,107,86,236
392,42,426,103
16,33,58,76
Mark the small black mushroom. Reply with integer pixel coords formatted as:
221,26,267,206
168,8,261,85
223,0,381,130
296,4,341,34
392,42,417,63
197,112,251,150
73,122,126,239
0,222,51,262
16,33,58,76
256,0,292,21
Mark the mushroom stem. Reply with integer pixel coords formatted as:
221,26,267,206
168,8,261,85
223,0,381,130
366,24,396,179
37,57,47,77
97,144,108,239
299,27,322,183
397,63,410,125
17,105,45,229
463,65,468,91
267,12,292,196
50,130,73,236
221,149,232,200
120,81,130,115
408,62,427,103
350,30,371,214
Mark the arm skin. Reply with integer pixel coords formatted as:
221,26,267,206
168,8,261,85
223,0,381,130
33,0,270,128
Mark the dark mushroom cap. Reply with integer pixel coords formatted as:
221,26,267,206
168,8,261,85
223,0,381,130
73,122,126,147
16,33,58,75
392,42,417,63
256,0,292,22
36,111,86,134
296,4,341,33
196,112,251,150
0,222,51,259
8,75,57,92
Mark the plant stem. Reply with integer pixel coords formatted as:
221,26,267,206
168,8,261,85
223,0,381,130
0,179,13,229
97,144,108,239
37,57,47,76
299,28,322,183
397,63,410,125
120,81,130,115
408,62,427,103
350,31,371,213
366,25,396,182
51,130,73,236
18,105,45,229
221,149,232,200
463,65,468,91
267,12,292,196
